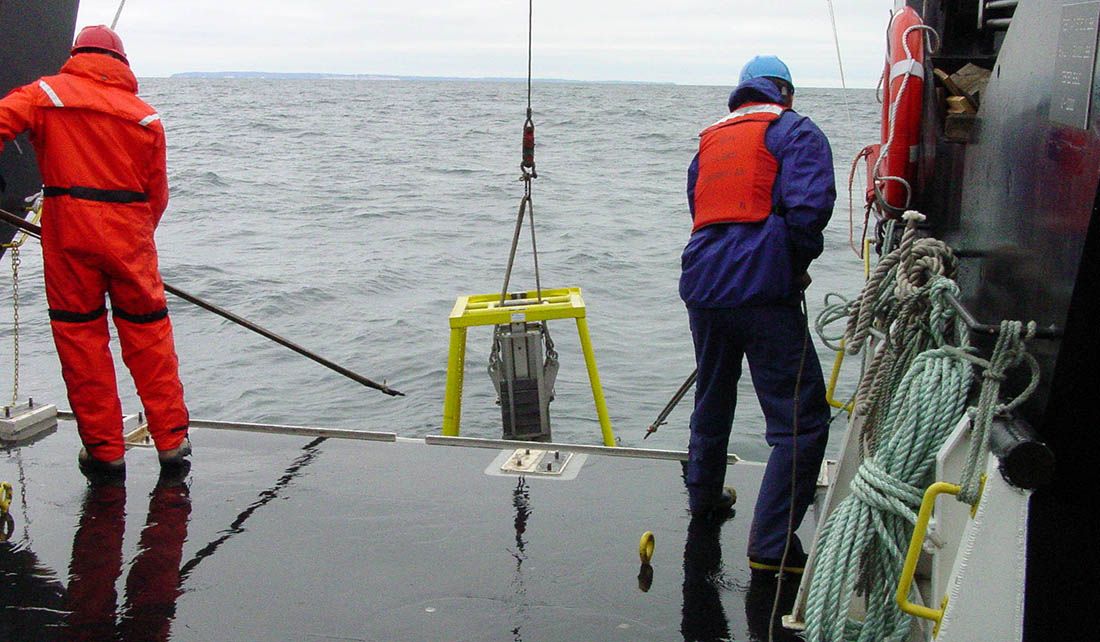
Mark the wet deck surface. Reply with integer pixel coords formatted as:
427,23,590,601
2,422,806,641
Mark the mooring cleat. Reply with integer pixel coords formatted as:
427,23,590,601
78,447,125,483
158,436,191,468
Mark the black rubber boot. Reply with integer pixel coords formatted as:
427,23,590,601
157,436,191,466
78,448,126,484
691,486,737,521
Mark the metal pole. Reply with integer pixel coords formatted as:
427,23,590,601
0,207,404,396
109,0,125,29
163,282,403,395
942,290,1060,339
644,369,697,439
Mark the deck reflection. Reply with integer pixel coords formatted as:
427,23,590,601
65,472,190,641
2,428,816,640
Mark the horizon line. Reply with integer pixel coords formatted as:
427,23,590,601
161,71,877,89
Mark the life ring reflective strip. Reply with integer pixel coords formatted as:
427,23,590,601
877,6,925,215
889,59,925,84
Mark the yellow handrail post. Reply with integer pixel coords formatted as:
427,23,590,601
896,481,961,637
822,237,870,411
576,317,615,447
442,326,468,436
825,339,853,412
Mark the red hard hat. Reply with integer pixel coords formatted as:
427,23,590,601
71,25,127,63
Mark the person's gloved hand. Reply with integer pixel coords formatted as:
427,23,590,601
796,272,812,291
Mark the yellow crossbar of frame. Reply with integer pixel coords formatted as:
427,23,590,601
443,287,616,446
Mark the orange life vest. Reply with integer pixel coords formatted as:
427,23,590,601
692,102,786,233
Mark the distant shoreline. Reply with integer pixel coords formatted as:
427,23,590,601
162,72,875,89
169,71,675,85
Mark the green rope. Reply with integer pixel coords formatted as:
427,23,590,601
804,345,974,641
806,208,1043,640
815,292,853,353
806,211,974,642
957,319,1039,504
863,217,957,449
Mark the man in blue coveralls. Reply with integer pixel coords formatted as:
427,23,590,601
680,56,834,575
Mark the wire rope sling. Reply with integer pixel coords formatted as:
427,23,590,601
487,0,559,442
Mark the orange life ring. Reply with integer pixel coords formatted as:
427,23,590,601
877,6,925,214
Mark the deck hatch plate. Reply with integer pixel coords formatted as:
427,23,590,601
487,448,586,480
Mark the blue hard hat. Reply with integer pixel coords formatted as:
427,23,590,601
739,55,793,87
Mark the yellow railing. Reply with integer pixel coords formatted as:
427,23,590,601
826,340,854,411
896,481,961,637
824,238,872,413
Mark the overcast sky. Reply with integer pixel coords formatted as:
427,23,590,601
76,1,894,87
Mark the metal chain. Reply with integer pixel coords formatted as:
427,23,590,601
527,187,543,302
542,322,557,360
491,0,554,390
498,0,543,306
3,192,40,408
9,246,20,406
488,325,504,403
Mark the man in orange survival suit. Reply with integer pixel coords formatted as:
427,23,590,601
0,25,190,479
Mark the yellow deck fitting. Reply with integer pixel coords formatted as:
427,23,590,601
442,287,615,446
0,481,11,545
639,531,655,564
0,481,12,516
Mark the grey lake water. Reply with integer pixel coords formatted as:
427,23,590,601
1,79,877,462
